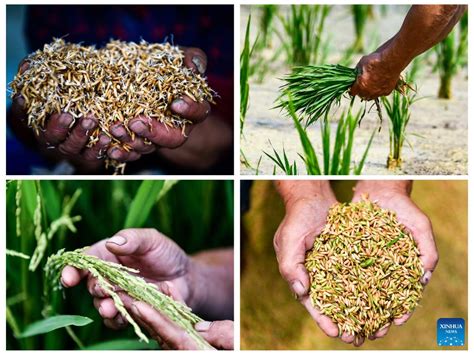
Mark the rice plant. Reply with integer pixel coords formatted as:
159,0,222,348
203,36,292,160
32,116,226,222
258,5,278,49
278,5,330,66
457,12,468,68
240,15,252,135
278,64,358,127
6,180,233,350
352,5,371,52
267,97,375,175
382,90,416,170
436,31,456,99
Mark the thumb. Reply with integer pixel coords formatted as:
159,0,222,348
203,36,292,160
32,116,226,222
195,320,234,350
105,228,165,256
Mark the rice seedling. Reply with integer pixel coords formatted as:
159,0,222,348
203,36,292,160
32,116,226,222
278,5,330,66
10,39,216,173
305,196,423,339
436,32,456,99
457,12,468,68
264,143,298,175
277,64,358,127
240,15,260,135
278,62,410,127
382,89,417,170
351,5,371,52
267,97,375,175
7,180,233,350
258,5,278,49
45,249,212,349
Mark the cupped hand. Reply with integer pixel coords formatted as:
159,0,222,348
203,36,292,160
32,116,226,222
109,47,211,163
11,61,110,172
349,51,402,100
351,182,438,344
61,228,195,332
273,191,344,341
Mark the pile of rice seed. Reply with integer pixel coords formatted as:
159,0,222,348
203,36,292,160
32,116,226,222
305,196,423,338
10,38,215,172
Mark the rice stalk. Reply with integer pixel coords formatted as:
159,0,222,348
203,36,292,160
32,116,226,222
352,5,371,52
258,5,278,49
382,90,416,170
44,249,213,349
436,31,456,99
278,5,330,66
240,15,253,135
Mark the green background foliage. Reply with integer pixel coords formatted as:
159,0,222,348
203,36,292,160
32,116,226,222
6,180,233,350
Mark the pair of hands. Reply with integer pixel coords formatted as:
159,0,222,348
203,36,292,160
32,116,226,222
61,228,233,350
12,47,211,172
274,181,438,347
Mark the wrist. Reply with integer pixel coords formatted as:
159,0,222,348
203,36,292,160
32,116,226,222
276,181,333,209
354,180,412,200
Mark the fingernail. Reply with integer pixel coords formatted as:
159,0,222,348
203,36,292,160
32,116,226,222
131,303,141,316
109,148,121,160
129,120,147,134
99,134,111,145
421,270,432,285
291,280,306,297
58,114,73,128
60,277,68,287
81,117,96,130
195,321,211,332
192,56,206,74
161,281,170,296
107,235,127,246
171,98,188,112
116,315,126,326
111,125,126,138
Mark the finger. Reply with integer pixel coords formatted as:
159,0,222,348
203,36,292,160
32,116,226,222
182,47,207,75
93,297,119,319
43,113,74,145
131,301,200,350
87,275,110,298
110,123,155,154
353,336,365,347
411,217,438,284
11,95,28,121
128,116,187,148
340,332,355,344
273,230,311,298
374,323,391,338
61,265,88,288
195,320,233,349
160,281,186,304
301,297,339,337
82,134,111,161
105,229,166,257
104,314,128,330
170,96,210,123
18,59,29,74
58,115,97,155
107,146,141,162
393,312,412,326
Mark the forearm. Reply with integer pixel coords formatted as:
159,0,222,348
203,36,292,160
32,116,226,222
378,5,466,73
354,180,413,197
188,248,234,320
275,180,333,207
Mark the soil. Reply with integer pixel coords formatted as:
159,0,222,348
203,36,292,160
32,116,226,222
240,5,468,175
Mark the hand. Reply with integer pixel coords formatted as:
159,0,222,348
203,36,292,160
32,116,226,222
274,183,342,340
11,61,110,173
128,289,234,350
349,51,402,100
108,47,211,163
61,229,197,332
351,181,438,344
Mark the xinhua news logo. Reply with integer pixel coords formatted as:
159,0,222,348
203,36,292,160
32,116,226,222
437,318,465,346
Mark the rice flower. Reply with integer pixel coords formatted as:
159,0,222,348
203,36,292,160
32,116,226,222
45,248,213,349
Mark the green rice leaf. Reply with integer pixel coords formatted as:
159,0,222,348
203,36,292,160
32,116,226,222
84,339,160,350
19,315,93,338
124,181,165,228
